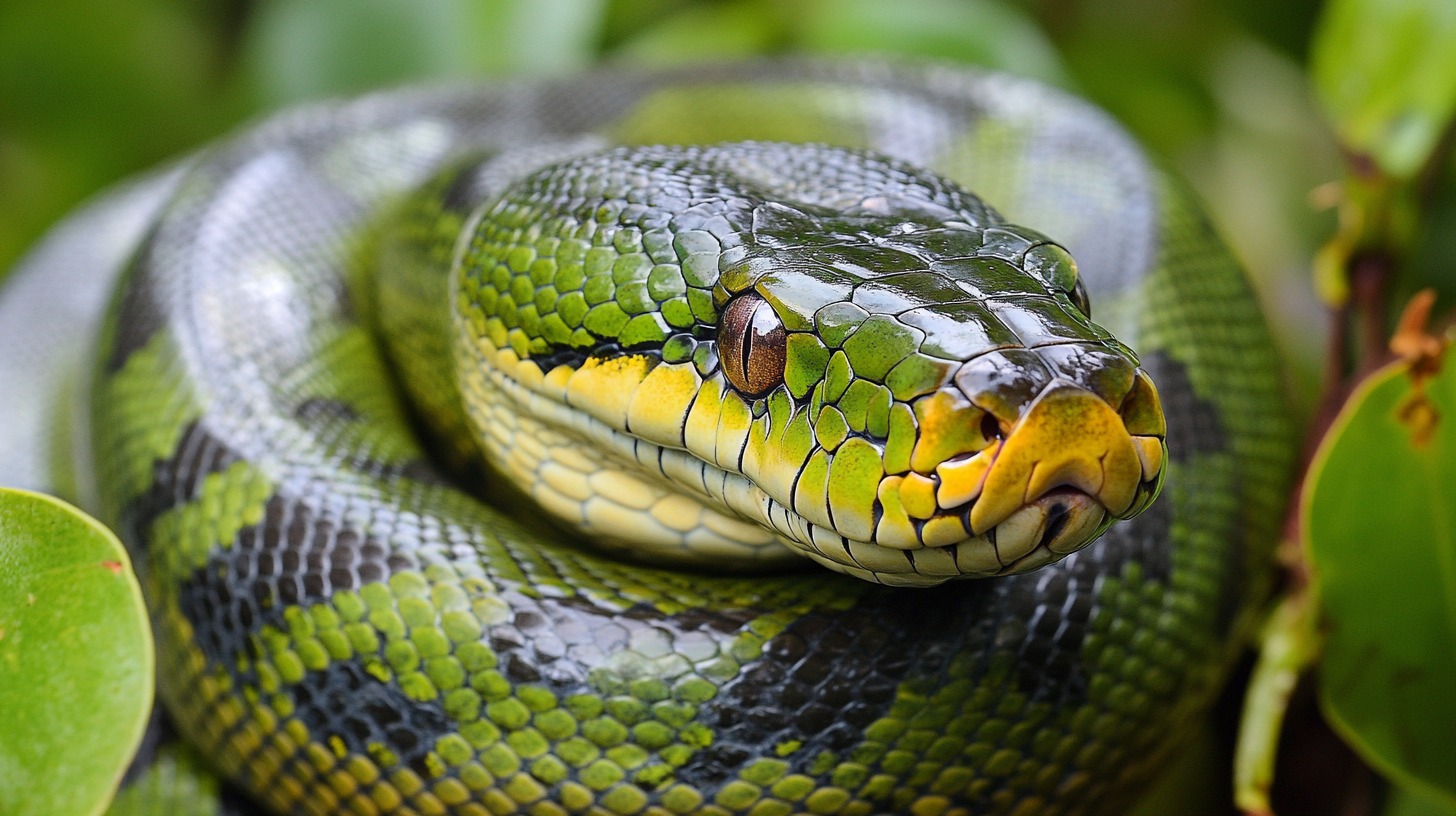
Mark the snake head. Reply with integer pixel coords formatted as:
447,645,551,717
453,142,1165,586
706,208,1167,586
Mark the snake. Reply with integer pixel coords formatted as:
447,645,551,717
0,60,1291,815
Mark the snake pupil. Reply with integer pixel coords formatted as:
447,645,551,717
718,293,787,396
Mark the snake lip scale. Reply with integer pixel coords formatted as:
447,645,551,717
0,59,1291,816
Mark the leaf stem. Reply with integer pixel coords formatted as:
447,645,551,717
1235,587,1323,816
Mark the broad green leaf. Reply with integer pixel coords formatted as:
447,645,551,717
0,488,153,816
1311,0,1456,179
1304,349,1456,803
1384,783,1456,816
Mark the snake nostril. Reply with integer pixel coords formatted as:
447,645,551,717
980,411,1003,442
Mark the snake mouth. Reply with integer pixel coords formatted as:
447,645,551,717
984,486,1114,572
840,374,1166,583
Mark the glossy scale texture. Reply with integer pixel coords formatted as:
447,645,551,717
0,60,1292,816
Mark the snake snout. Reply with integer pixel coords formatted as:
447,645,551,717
866,365,1166,580
971,373,1165,529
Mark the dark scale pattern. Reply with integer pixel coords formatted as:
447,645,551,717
478,585,762,692
678,592,930,786
126,421,242,536
177,495,396,670
1132,350,1244,631
1140,351,1225,463
290,661,454,776
294,397,363,424
672,499,1191,811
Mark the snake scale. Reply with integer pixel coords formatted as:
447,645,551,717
0,61,1291,815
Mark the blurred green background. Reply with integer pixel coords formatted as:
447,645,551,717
0,0,1342,408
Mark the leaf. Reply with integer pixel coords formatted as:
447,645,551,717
242,0,606,107
0,488,153,816
1311,0,1456,179
1303,344,1456,804
1383,782,1456,816
609,0,783,64
797,0,1067,87
243,0,476,106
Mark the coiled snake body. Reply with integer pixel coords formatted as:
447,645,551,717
0,61,1290,815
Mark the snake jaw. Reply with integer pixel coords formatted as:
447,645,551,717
811,372,1166,584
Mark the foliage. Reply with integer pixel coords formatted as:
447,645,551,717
1234,0,1456,813
1305,341,1456,807
1312,0,1456,182
1310,0,1456,304
0,488,153,816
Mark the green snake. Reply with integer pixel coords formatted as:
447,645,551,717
0,60,1291,815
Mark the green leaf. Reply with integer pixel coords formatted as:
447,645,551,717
242,0,606,107
609,0,783,64
797,0,1067,87
1304,349,1456,804
1311,0,1456,179
0,488,153,816
244,0,470,106
1384,782,1456,816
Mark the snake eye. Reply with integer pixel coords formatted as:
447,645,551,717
718,293,787,397
1069,278,1091,317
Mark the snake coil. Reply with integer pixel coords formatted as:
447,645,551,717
0,61,1290,816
